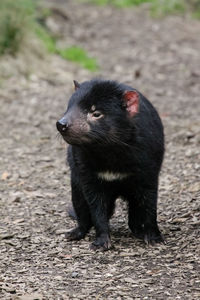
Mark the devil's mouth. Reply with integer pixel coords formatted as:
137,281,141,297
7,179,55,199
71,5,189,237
61,134,77,144
60,132,90,145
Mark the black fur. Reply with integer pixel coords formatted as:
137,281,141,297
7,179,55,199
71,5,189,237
56,79,164,250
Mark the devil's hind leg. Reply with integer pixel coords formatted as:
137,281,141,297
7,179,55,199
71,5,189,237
126,182,163,244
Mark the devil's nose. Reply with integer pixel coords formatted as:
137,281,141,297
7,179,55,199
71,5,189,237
56,119,68,133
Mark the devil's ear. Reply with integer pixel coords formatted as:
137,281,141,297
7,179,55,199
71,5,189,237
123,90,139,117
73,80,80,91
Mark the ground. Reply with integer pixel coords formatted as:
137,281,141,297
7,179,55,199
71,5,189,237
0,1,200,299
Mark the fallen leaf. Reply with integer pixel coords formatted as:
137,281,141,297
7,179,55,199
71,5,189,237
188,182,200,193
19,293,43,300
1,171,10,180
171,218,188,224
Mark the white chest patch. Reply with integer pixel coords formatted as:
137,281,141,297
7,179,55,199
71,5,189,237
97,171,130,182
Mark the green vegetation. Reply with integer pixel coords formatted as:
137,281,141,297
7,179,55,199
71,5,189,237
0,0,98,71
88,0,200,17
59,46,98,72
35,26,57,54
87,0,153,7
35,27,98,71
191,0,200,18
151,0,185,17
0,0,36,55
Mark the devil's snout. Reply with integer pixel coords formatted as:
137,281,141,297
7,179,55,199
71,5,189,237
56,117,69,133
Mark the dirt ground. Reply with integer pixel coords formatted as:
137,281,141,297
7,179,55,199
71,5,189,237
0,0,200,299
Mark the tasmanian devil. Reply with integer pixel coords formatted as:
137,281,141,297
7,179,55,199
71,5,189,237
56,79,164,250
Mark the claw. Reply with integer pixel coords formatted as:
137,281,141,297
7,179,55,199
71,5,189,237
90,235,111,251
65,227,85,241
144,232,165,245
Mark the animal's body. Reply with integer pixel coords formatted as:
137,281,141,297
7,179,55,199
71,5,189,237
56,79,164,250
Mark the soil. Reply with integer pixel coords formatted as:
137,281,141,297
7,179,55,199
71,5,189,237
0,1,199,299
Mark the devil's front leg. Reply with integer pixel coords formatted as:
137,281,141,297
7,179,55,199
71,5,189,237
65,169,92,241
81,178,113,251
89,198,112,251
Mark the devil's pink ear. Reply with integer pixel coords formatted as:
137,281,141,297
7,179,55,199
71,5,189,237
73,80,80,90
123,90,139,117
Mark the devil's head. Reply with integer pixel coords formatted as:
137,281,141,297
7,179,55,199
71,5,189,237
56,79,139,146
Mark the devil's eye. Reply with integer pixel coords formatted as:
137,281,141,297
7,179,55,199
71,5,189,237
87,110,103,122
92,111,102,118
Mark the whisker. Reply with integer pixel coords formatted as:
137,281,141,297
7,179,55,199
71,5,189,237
55,132,66,146
88,130,131,148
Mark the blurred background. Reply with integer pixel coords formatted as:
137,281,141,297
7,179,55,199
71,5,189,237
0,0,200,85
0,1,200,299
